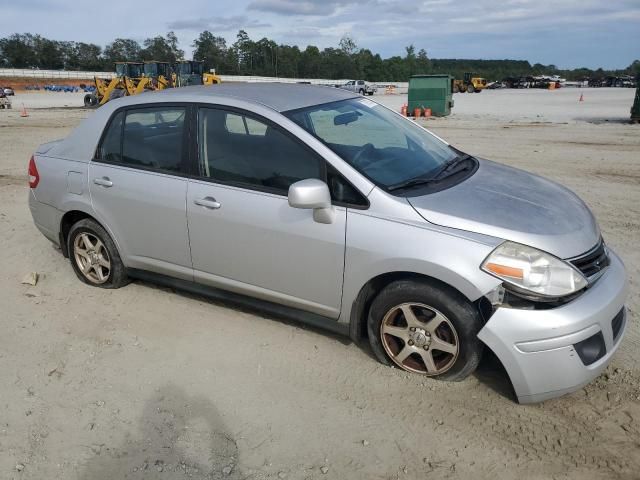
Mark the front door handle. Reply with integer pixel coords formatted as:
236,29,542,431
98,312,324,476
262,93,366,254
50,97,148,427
194,196,221,210
93,177,113,187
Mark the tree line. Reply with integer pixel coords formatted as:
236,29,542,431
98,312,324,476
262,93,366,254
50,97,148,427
1,31,638,82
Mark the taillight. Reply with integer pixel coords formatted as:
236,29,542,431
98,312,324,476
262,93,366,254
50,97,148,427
28,155,40,188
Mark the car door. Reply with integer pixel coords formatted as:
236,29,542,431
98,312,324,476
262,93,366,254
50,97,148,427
187,106,346,318
90,105,193,281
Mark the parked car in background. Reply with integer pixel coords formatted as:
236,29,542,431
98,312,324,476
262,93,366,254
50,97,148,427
0,90,11,109
339,80,377,95
3,87,15,96
28,84,627,404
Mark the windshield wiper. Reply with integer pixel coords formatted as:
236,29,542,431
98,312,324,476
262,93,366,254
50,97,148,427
430,154,473,181
386,175,435,192
386,154,474,192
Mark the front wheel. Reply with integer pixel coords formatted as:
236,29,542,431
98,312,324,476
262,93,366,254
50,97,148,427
367,279,484,381
67,218,129,289
467,84,475,93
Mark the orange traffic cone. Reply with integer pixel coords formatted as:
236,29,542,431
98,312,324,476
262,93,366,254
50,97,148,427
579,93,584,102
20,103,29,117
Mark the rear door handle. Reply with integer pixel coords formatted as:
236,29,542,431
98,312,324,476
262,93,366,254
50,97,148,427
194,196,221,209
93,177,113,187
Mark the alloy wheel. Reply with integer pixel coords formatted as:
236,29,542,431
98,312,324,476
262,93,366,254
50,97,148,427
73,232,111,284
380,302,459,375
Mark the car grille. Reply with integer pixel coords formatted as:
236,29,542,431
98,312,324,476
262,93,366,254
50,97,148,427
570,241,610,280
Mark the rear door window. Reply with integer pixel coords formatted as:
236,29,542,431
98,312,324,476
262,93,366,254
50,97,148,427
97,107,188,174
122,107,186,173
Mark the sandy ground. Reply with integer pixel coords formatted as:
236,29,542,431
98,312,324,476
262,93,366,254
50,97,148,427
1,89,639,480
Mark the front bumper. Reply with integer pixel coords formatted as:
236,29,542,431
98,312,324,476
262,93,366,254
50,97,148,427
478,250,628,404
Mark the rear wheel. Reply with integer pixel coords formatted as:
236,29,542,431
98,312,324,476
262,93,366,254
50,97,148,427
467,84,475,93
367,279,484,381
67,218,129,289
453,84,460,93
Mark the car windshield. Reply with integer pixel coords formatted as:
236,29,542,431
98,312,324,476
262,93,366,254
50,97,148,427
284,98,459,190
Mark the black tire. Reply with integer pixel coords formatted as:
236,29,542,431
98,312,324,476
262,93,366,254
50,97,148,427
84,94,98,108
467,84,475,93
367,279,484,381
453,84,460,93
67,218,129,289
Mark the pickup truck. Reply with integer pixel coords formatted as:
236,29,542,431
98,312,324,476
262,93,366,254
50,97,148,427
338,80,377,96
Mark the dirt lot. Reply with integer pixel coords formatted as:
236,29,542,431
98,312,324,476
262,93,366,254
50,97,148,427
1,88,639,480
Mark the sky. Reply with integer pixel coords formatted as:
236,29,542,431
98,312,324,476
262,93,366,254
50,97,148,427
3,0,640,70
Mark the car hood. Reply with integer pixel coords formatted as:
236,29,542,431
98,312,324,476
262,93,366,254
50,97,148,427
407,159,600,259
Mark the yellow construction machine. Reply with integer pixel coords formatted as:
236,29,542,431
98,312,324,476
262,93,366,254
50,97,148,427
144,61,174,90
173,60,222,87
84,62,150,107
453,72,487,93
84,60,221,108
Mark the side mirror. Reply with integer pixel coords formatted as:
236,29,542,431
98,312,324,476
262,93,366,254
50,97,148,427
288,179,335,224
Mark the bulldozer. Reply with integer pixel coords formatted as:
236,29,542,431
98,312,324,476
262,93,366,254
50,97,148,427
453,72,487,93
173,61,222,87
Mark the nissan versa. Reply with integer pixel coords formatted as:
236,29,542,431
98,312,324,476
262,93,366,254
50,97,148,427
28,84,628,403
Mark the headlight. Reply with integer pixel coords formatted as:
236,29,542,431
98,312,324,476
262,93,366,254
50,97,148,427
481,241,587,298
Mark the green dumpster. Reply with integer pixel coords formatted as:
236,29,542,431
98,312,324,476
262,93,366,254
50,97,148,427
408,74,454,117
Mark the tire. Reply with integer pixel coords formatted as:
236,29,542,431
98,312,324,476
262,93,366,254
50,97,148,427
452,84,460,93
367,279,484,381
84,94,98,108
67,218,129,289
467,84,475,93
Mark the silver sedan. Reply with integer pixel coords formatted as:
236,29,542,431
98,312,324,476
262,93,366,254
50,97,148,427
28,83,627,403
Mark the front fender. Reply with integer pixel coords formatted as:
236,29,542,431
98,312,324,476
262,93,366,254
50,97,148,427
339,210,502,324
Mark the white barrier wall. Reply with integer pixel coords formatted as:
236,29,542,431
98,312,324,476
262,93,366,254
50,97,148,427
0,68,409,92
0,68,115,79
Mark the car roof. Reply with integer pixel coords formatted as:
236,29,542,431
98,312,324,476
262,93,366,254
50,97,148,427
117,83,359,112
39,83,361,163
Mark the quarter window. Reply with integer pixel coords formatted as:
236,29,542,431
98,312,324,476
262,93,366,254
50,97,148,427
198,108,322,194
